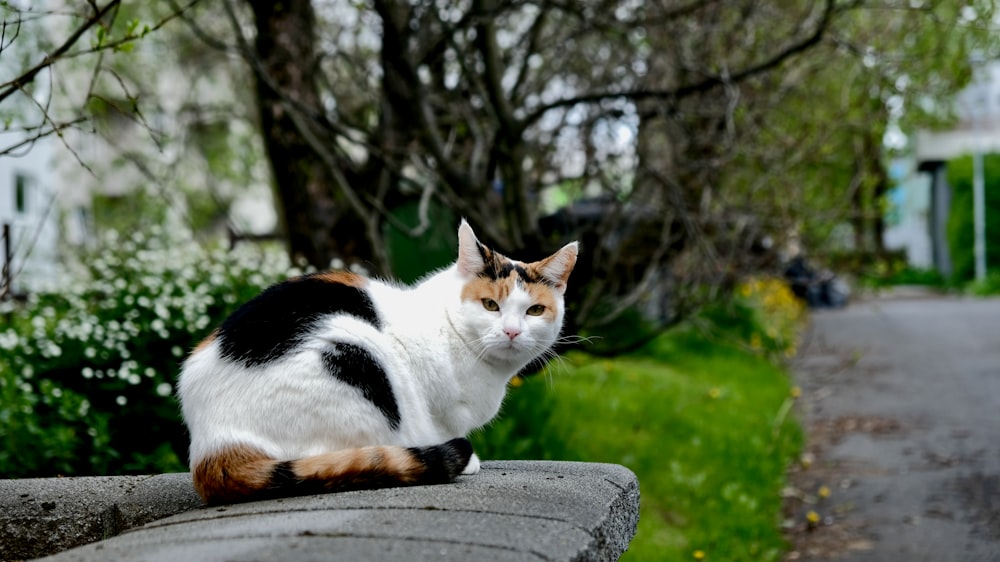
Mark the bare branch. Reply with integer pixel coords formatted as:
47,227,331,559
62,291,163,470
0,0,121,104
167,0,236,53
517,0,837,131
0,117,88,158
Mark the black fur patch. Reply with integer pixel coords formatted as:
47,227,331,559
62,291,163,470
269,460,298,487
407,438,473,483
321,343,401,430
265,460,326,498
217,274,381,367
475,243,552,286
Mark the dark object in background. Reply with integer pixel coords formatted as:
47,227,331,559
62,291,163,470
784,256,849,308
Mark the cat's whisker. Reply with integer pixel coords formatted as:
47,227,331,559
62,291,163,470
538,355,567,378
556,334,601,346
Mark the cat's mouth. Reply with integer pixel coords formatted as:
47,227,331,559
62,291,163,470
494,338,530,357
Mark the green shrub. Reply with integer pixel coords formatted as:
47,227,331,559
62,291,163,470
383,201,457,284
0,228,299,477
965,270,1000,296
870,266,946,288
946,154,1000,281
699,277,805,359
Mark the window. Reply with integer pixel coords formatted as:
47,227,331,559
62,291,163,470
14,173,30,214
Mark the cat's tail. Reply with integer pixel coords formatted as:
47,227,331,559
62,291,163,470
192,438,473,505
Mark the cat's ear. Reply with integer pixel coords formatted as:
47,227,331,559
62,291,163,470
536,241,579,295
456,219,486,277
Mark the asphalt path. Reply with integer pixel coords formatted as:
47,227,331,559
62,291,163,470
787,293,1000,562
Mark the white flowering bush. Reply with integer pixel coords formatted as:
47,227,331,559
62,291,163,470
0,228,301,477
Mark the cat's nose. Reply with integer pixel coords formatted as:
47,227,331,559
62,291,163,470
504,327,521,340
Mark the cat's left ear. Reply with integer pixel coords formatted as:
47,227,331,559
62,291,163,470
456,219,487,278
536,241,579,295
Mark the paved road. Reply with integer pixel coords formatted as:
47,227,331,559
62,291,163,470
788,294,1000,562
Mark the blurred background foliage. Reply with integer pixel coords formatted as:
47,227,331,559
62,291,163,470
4,0,998,336
2,1,999,559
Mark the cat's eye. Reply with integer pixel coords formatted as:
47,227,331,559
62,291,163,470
526,304,546,316
482,298,500,312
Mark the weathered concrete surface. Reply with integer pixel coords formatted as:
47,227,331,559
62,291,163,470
787,295,1000,561
0,473,201,561
6,461,638,561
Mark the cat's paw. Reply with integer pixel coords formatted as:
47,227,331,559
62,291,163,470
461,452,481,475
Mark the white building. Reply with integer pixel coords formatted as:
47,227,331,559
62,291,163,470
884,157,933,268
888,59,1000,275
0,133,60,297
0,2,276,298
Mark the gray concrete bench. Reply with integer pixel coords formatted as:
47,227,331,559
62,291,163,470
1,461,639,561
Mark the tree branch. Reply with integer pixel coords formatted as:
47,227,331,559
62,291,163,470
0,0,121,104
517,0,837,132
0,118,88,158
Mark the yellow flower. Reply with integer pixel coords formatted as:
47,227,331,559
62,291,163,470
707,387,721,399
693,550,706,560
818,485,831,499
799,452,814,469
790,386,802,398
509,376,523,388
806,510,821,526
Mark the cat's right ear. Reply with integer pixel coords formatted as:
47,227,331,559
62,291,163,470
456,219,486,278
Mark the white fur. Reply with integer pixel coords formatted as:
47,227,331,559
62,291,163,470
178,223,576,473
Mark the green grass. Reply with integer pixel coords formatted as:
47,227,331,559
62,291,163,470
858,264,1000,297
965,270,1000,296
861,265,947,288
472,326,803,561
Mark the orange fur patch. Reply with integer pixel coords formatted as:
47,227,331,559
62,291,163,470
313,271,365,287
292,445,424,489
524,283,559,320
461,258,560,319
191,444,425,505
461,275,514,303
192,444,276,505
191,329,218,355
531,247,576,290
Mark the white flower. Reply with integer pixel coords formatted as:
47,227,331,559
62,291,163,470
0,330,17,350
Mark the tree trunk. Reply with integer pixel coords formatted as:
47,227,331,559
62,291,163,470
866,128,890,257
247,0,373,270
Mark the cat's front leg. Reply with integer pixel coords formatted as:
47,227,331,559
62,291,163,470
462,452,481,475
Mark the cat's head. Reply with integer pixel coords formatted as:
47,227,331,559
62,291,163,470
453,219,578,368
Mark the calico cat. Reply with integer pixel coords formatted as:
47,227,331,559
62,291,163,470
178,220,578,504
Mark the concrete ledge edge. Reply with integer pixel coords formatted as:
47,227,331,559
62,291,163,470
2,461,639,561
